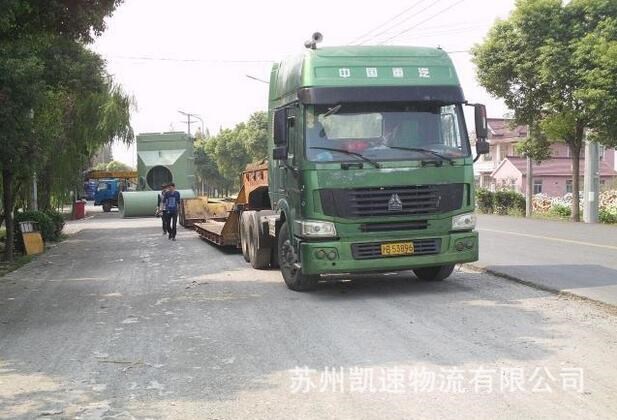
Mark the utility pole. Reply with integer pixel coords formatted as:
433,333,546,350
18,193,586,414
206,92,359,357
178,110,204,138
583,136,599,223
32,172,38,211
526,156,533,217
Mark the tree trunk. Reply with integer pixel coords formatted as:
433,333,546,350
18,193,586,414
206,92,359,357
38,165,52,211
2,169,14,262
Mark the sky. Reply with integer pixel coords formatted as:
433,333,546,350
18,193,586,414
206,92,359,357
91,0,517,166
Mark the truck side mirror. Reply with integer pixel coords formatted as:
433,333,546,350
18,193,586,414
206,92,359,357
273,145,288,160
474,103,488,140
476,140,489,155
273,108,287,145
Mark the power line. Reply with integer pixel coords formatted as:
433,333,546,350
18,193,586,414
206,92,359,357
360,0,449,45
349,0,428,45
379,0,468,44
107,55,274,64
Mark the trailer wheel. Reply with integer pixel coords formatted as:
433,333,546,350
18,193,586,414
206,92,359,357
278,222,318,291
248,212,271,269
413,265,455,282
240,212,251,263
102,201,112,213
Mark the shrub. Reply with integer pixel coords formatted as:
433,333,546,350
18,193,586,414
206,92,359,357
43,208,65,238
599,207,617,224
494,190,526,215
549,203,571,218
14,211,55,251
476,188,494,214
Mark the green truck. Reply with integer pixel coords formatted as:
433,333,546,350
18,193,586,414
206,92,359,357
195,35,489,291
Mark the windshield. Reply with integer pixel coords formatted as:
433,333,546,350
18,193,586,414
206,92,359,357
305,103,470,162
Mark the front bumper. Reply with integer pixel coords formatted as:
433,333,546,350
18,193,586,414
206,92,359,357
298,231,478,275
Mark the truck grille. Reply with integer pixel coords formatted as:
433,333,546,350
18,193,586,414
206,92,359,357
360,220,428,232
320,184,463,218
351,239,441,260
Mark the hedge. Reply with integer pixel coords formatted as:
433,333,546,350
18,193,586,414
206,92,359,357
476,189,526,215
13,209,65,252
43,208,65,239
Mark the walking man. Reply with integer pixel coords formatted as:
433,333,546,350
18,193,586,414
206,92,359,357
157,183,170,235
164,183,180,241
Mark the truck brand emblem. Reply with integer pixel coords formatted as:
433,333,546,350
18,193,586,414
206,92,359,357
388,194,403,212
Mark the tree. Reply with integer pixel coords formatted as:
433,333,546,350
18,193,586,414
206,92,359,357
472,0,617,221
105,161,134,172
242,111,269,162
0,1,126,260
193,111,269,195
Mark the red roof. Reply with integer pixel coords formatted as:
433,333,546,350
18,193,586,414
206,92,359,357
487,118,528,144
493,156,617,177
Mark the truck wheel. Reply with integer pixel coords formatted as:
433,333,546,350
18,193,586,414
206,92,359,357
102,201,112,212
240,212,251,263
278,221,318,291
413,265,455,281
248,212,271,269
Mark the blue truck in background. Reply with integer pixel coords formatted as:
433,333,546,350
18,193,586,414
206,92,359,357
94,179,125,212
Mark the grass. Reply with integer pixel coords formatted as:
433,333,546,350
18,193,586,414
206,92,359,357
0,255,33,278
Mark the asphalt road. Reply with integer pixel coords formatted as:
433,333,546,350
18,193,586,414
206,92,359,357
0,211,616,419
475,214,617,306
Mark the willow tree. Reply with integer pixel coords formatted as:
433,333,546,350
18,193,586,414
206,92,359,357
472,0,617,221
0,0,126,260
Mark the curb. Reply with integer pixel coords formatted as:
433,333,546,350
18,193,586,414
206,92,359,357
462,263,617,314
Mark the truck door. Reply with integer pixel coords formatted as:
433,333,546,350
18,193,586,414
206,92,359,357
282,106,300,198
272,105,300,210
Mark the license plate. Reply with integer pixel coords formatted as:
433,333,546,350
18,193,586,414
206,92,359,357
381,242,414,256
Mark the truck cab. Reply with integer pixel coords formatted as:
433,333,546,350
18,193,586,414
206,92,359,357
266,43,488,290
94,179,122,212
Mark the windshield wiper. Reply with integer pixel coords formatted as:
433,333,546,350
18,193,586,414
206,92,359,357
322,104,342,118
309,146,381,169
384,146,454,165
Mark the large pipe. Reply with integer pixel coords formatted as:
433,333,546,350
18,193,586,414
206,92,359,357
119,190,195,218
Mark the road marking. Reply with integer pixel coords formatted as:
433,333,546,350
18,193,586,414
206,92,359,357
479,228,617,251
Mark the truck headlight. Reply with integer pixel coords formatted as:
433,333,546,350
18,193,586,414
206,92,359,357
452,213,476,231
296,220,337,238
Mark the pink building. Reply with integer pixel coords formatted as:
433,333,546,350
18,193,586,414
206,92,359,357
475,118,617,196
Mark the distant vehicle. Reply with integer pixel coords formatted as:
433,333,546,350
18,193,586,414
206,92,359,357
94,179,127,212
83,180,98,201
85,170,137,212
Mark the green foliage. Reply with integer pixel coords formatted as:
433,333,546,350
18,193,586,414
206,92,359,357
14,210,55,246
194,111,268,192
43,208,65,237
0,0,127,260
494,190,526,216
549,203,572,218
472,0,617,221
105,160,134,172
514,123,553,162
476,188,495,214
0,1,124,42
599,207,617,224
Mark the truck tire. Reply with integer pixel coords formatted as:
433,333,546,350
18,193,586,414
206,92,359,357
102,201,112,213
248,212,271,269
413,264,455,282
240,212,251,263
278,221,318,291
